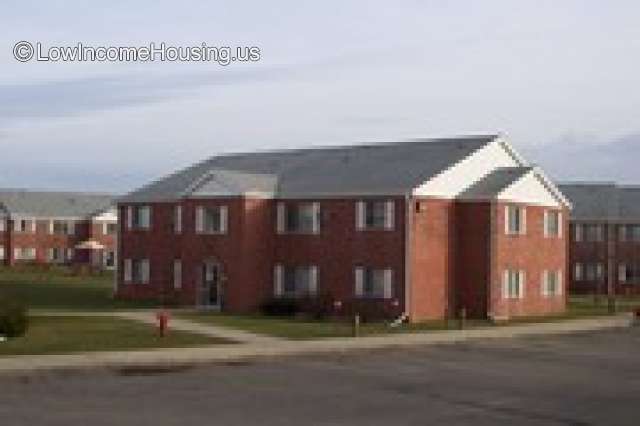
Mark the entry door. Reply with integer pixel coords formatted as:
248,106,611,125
200,261,220,308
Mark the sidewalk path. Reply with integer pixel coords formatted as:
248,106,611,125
1,313,633,375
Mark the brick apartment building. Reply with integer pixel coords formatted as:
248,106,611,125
117,135,570,321
559,183,640,296
0,190,117,269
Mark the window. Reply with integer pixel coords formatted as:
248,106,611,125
127,205,152,230
0,219,6,232
14,218,35,233
273,264,318,297
619,263,640,284
574,263,584,281
47,247,66,263
505,205,526,235
173,205,182,234
584,224,604,242
196,205,228,234
123,259,150,284
51,220,74,235
14,247,36,261
619,225,640,242
355,200,395,231
0,245,4,260
574,224,583,242
585,263,604,281
354,267,393,299
276,202,320,234
101,222,117,235
173,260,182,289
503,270,525,299
104,251,115,268
544,211,562,238
542,270,563,297
66,248,74,262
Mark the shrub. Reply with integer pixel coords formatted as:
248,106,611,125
260,298,300,317
0,298,29,338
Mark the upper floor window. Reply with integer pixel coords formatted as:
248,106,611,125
354,267,393,299
51,220,74,235
575,224,603,242
195,205,228,234
127,206,152,230
503,270,525,299
505,205,526,235
273,264,318,297
618,225,640,242
541,270,563,297
123,258,150,284
276,202,320,234
544,210,562,238
173,205,182,234
14,218,36,233
356,200,395,231
47,247,67,263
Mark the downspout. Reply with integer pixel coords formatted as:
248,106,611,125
404,193,413,322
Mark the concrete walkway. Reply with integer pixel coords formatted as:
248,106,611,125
1,313,634,375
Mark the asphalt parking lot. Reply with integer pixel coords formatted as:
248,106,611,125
1,327,639,426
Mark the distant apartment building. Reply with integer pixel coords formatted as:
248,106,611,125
0,190,117,269
559,183,640,296
117,135,570,321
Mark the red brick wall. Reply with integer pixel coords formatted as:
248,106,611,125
489,203,568,318
408,197,454,321
117,198,407,316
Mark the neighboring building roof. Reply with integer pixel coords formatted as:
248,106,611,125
459,167,533,199
121,135,503,202
558,183,640,221
0,190,115,218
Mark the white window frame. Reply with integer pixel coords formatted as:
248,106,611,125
174,205,182,234
574,263,584,281
544,210,562,238
273,264,318,298
0,219,5,232
574,224,584,242
0,245,4,260
196,205,228,235
14,247,36,261
276,202,321,234
505,205,527,236
541,270,563,297
619,263,627,284
173,259,182,289
14,218,36,234
355,200,395,231
354,267,393,299
502,270,525,299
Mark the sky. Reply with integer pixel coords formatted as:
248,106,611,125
1,0,639,193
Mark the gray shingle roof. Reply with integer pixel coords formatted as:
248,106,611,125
0,190,115,218
459,167,533,200
558,183,640,221
120,135,500,202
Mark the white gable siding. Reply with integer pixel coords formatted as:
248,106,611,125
92,209,118,222
413,139,521,198
497,171,561,207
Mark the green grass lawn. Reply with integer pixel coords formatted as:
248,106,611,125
0,266,155,310
180,296,640,340
0,316,230,356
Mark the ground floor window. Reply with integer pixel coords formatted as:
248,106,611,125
47,247,66,263
273,264,318,297
542,270,563,297
503,270,525,299
13,247,36,261
355,267,393,299
619,263,640,284
123,258,150,284
104,251,115,268
0,245,4,260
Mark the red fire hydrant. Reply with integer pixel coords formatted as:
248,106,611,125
156,310,171,337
